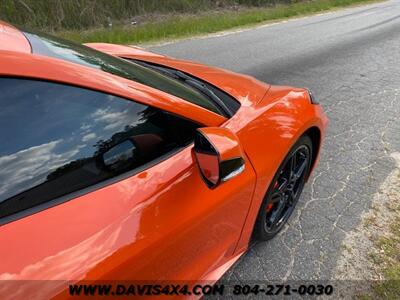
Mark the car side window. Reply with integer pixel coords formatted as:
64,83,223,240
0,78,198,220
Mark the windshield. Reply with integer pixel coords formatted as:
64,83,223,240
22,30,223,116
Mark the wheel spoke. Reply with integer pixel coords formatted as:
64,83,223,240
290,152,297,175
276,177,289,193
287,189,296,205
264,144,311,234
268,198,287,229
293,156,307,181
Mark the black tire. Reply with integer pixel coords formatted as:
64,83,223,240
252,135,313,241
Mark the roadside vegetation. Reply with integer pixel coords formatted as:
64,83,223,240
358,215,400,299
1,0,379,44
365,199,400,299
335,153,400,300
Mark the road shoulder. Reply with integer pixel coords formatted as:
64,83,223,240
334,152,400,299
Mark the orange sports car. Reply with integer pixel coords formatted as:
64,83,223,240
0,21,328,298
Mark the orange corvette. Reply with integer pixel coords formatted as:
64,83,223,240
0,21,328,298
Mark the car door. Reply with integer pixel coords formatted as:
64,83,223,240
0,77,256,298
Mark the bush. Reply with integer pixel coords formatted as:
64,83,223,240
0,0,297,30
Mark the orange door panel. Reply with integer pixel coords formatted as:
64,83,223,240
0,146,256,298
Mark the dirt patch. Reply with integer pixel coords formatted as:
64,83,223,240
333,152,400,298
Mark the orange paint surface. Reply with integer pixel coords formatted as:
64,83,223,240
0,25,328,299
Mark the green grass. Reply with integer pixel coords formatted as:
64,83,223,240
1,1,300,30
361,214,400,299
56,0,381,44
371,217,400,300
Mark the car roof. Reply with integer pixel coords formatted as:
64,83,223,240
0,21,225,127
0,21,31,53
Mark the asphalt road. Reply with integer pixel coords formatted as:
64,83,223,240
152,0,400,282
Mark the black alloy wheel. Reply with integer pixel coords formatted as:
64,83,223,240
253,135,313,241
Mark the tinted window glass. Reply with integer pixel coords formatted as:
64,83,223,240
0,78,198,219
131,59,241,116
22,30,223,115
